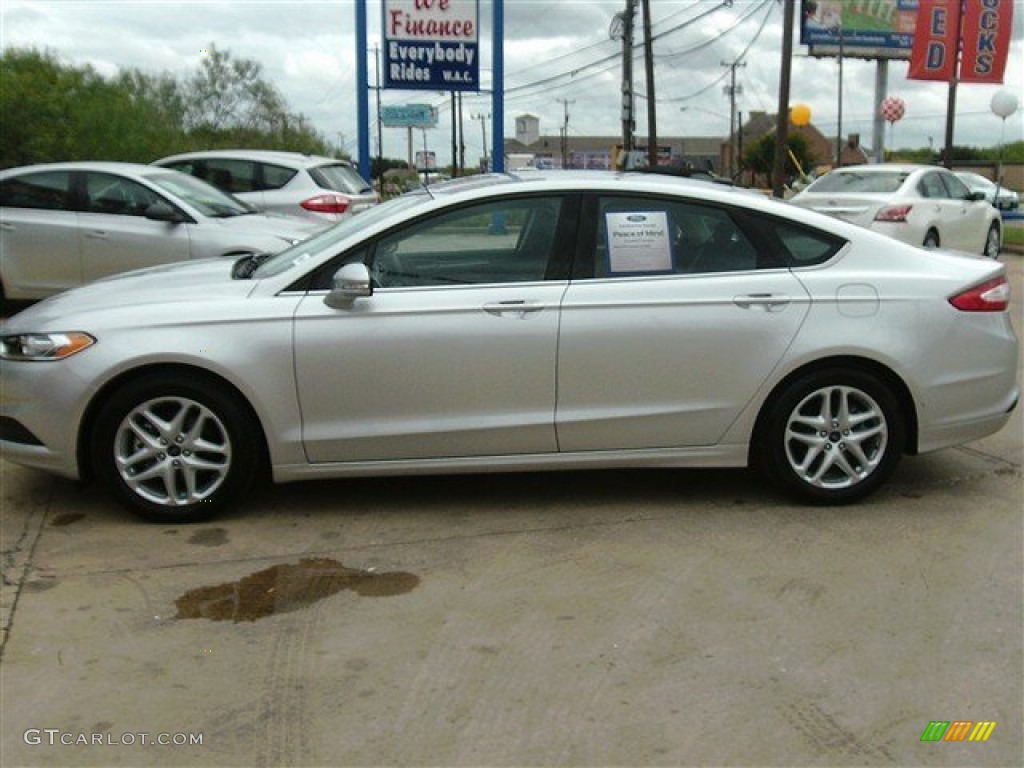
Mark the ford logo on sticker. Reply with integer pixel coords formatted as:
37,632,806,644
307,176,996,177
626,215,646,222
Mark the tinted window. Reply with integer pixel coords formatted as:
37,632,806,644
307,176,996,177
260,163,298,190
0,171,73,211
143,171,252,218
371,196,563,288
593,196,757,276
939,172,970,199
919,172,949,199
309,164,372,194
85,173,162,216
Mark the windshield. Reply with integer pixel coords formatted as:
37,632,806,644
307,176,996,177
252,191,432,279
144,171,253,218
807,170,909,195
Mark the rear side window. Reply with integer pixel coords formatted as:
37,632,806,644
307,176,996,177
593,195,758,276
0,171,73,211
309,164,372,195
260,163,298,191
769,220,845,265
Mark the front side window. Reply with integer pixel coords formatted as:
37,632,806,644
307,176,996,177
0,171,73,211
938,172,971,200
84,173,162,216
371,196,564,288
594,196,757,276
919,172,950,199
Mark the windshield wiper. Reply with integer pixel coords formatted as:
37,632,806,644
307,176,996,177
232,252,273,279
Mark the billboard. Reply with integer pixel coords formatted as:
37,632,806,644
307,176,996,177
382,0,480,91
801,0,919,59
380,104,439,128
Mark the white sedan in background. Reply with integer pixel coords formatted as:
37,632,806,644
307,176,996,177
0,162,327,300
790,164,1002,258
955,171,1020,211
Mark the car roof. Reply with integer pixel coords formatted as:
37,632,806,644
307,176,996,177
154,149,352,170
0,161,177,177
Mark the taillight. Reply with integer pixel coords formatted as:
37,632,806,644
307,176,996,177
949,276,1010,312
874,205,912,222
301,194,351,214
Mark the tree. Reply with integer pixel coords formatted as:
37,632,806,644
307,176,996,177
743,132,814,182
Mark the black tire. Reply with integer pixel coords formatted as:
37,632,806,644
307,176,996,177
759,368,905,505
983,222,1001,259
91,372,260,523
923,230,940,249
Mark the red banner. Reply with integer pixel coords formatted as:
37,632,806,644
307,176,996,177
908,0,961,81
960,0,1014,83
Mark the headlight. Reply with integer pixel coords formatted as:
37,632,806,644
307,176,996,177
0,332,96,361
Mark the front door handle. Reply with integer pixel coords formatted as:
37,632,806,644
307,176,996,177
734,293,791,312
483,300,544,319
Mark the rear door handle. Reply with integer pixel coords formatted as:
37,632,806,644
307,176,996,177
483,300,545,318
85,231,109,240
734,293,791,312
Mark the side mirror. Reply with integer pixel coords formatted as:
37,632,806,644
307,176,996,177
325,262,372,308
145,201,187,223
966,191,987,203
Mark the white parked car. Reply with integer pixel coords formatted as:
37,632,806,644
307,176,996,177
1,172,1017,522
154,150,379,223
955,171,1020,211
0,162,327,301
790,164,1002,257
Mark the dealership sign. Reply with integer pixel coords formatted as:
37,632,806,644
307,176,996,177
382,0,479,91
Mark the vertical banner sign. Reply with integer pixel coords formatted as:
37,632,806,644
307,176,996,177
383,0,479,91
959,0,1014,83
908,0,961,80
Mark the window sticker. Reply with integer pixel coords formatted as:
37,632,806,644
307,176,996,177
605,211,673,274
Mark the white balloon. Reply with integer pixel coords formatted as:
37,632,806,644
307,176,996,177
990,89,1019,119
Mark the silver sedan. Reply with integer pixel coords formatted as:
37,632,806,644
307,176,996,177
1,172,1018,522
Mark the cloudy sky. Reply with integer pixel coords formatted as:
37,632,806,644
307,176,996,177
3,0,1022,167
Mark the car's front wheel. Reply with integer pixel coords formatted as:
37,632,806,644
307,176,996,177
759,368,905,504
91,373,260,522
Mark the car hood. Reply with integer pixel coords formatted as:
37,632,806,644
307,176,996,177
3,259,254,331
206,212,329,242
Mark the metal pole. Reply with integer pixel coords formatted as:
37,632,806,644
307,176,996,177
356,0,370,181
642,0,657,168
771,0,795,198
492,0,505,173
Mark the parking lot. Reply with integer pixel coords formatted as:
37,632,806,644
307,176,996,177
2,253,1021,767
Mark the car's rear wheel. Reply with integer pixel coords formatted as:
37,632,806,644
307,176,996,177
760,368,905,504
923,230,940,249
92,373,260,522
983,222,1001,259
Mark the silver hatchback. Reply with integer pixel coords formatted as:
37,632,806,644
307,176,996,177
154,150,379,223
0,162,327,300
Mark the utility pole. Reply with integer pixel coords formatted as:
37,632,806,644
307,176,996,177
641,0,657,168
472,112,490,171
557,98,574,169
722,58,746,178
771,0,795,198
620,0,637,162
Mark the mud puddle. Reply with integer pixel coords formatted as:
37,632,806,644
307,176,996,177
174,557,419,622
